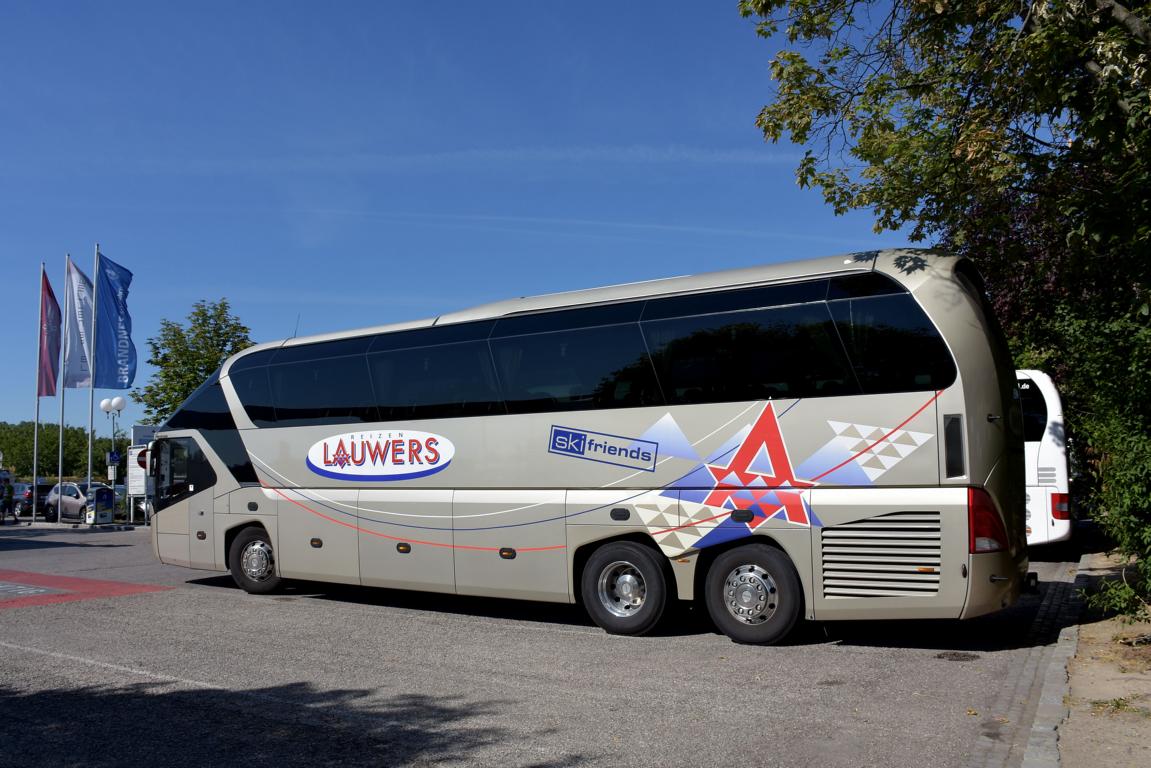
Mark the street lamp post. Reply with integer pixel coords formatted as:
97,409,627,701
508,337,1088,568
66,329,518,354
99,395,125,484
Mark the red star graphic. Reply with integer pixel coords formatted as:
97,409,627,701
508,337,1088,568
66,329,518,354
704,403,814,527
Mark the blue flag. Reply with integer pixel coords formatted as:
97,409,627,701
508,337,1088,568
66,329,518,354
94,252,137,389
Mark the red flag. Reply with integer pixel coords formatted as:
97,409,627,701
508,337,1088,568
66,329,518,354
38,269,62,396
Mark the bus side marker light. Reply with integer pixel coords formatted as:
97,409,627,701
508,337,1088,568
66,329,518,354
499,548,517,560
917,567,936,574
310,538,323,548
730,510,754,523
610,507,631,521
396,543,411,554
248,502,259,511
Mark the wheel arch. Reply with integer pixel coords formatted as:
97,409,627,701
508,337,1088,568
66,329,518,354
572,532,673,607
691,534,802,612
224,520,271,565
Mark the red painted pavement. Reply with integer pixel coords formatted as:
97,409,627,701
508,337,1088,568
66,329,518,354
0,570,172,611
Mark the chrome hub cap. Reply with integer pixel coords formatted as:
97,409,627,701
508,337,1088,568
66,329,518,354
241,541,275,582
597,561,646,618
723,564,777,625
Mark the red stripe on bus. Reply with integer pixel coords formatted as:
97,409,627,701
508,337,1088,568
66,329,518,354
261,483,567,552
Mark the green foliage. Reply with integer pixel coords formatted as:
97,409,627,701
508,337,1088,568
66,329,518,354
0,420,121,480
742,1,1151,612
130,299,252,425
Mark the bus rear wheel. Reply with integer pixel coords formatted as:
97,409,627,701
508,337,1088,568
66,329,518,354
705,544,801,645
581,541,667,636
228,527,281,594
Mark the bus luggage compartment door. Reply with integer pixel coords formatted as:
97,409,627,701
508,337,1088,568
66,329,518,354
276,488,360,585
453,489,568,603
358,489,454,594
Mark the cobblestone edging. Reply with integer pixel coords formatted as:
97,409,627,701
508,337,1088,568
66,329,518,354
968,561,1080,768
1018,556,1088,768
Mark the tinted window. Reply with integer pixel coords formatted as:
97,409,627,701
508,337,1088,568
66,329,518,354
230,367,276,427
491,324,661,413
494,303,644,336
369,321,495,352
151,437,217,513
827,272,906,299
829,294,957,394
643,280,829,321
268,355,378,426
643,303,858,403
164,378,258,484
1017,379,1048,442
368,341,503,421
273,336,374,364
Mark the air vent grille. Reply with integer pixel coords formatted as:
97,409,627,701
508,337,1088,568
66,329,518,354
1037,467,1057,485
821,510,941,598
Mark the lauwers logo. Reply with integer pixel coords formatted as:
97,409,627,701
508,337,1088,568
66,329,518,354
306,430,455,481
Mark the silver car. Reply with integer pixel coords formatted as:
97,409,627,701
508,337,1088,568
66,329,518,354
46,482,113,522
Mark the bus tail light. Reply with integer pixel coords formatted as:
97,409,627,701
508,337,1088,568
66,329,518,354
968,488,1008,554
1051,492,1070,520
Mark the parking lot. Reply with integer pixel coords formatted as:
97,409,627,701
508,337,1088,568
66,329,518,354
0,525,1077,768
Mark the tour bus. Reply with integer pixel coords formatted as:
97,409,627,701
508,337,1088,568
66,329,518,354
1016,370,1071,546
150,249,1027,645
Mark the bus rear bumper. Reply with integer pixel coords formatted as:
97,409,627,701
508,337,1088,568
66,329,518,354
961,549,1027,619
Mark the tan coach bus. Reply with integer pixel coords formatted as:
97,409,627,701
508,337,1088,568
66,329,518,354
150,249,1027,644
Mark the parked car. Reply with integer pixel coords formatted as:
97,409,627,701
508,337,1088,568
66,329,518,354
45,482,114,523
14,482,54,518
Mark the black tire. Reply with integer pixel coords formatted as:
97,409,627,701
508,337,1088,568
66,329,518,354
705,543,802,645
228,527,281,594
581,541,667,636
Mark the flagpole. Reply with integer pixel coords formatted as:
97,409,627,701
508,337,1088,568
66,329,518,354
31,263,46,524
58,255,70,517
87,243,99,495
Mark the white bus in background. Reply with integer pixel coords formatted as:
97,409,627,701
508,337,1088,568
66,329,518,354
1016,370,1071,546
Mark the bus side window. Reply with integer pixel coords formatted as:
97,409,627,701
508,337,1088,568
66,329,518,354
1017,379,1048,441
828,294,957,394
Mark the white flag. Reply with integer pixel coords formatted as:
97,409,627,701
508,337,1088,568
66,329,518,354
63,258,94,388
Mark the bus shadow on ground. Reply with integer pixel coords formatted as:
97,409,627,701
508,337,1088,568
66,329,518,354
187,574,723,638
826,525,1111,653
0,681,587,768
189,523,1108,650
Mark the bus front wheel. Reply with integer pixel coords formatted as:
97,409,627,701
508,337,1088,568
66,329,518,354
228,527,281,594
705,543,801,645
581,541,667,636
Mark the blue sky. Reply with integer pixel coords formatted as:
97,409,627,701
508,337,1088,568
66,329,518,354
0,2,909,442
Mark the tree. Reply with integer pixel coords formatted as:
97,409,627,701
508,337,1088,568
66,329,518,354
0,421,117,479
131,299,253,425
740,1,1151,616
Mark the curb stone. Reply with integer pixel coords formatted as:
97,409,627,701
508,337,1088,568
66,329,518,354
1019,554,1089,768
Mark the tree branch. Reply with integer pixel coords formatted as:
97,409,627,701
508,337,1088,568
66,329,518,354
1095,0,1151,49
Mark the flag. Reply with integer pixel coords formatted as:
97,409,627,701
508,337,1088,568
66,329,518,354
93,251,136,389
38,270,62,396
62,258,94,389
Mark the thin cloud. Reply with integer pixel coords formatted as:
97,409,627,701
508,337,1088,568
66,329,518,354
300,208,904,248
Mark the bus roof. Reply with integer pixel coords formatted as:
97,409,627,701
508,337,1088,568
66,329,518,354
225,247,955,372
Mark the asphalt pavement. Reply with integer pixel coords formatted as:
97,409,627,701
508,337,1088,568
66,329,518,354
0,524,1079,768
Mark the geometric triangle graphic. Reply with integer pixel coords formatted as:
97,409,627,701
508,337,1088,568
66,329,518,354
634,412,699,461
